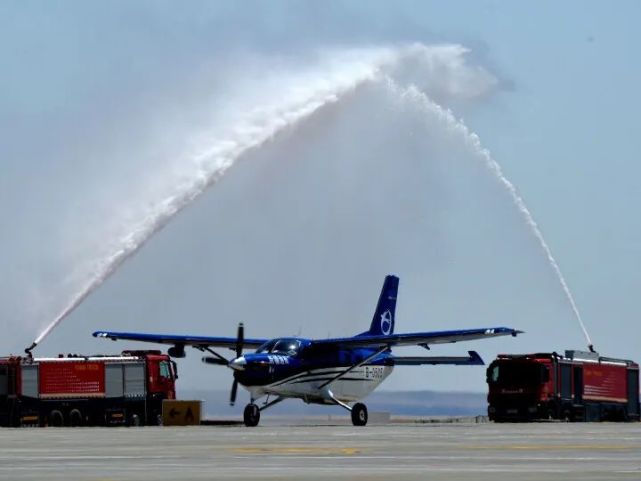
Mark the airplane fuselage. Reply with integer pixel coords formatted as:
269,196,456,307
232,341,394,403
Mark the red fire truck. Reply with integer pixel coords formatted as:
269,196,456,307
487,350,640,422
0,350,177,427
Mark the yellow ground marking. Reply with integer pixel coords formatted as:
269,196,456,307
462,444,641,451
231,446,362,456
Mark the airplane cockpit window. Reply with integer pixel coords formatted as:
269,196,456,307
256,340,276,353
271,339,301,356
256,339,301,355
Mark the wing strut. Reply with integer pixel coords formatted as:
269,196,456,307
260,396,285,412
197,346,230,365
319,346,388,389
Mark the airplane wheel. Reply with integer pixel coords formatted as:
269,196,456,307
244,403,260,427
351,403,368,426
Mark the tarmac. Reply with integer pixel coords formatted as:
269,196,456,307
1,421,641,480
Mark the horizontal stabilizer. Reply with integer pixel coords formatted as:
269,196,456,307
392,350,484,366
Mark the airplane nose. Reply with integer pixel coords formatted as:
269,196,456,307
229,356,247,371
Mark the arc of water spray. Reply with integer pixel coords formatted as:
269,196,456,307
27,45,593,354
389,81,593,351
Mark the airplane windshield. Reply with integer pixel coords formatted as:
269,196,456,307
272,339,301,355
256,339,301,356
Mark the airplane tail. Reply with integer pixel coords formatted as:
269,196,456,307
360,275,399,337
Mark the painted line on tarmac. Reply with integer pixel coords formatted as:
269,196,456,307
230,446,362,455
461,444,641,451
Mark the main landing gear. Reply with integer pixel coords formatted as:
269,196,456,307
350,403,368,426
325,389,369,426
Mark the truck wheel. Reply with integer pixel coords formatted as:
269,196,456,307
49,410,64,427
243,403,260,427
351,403,368,426
69,409,83,427
129,414,141,427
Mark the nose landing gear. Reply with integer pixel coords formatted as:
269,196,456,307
243,396,285,427
243,403,260,427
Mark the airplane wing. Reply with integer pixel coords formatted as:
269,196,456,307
92,331,269,350
311,326,522,348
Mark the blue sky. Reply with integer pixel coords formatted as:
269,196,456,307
1,1,640,397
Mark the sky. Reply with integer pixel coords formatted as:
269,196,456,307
1,1,640,404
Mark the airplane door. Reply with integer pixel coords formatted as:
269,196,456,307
573,366,583,404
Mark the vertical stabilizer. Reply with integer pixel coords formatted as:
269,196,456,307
363,275,399,336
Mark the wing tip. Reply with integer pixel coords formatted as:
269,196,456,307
93,331,114,339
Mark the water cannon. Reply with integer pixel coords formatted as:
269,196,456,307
24,341,37,355
24,341,37,362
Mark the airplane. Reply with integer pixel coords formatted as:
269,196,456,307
93,275,522,426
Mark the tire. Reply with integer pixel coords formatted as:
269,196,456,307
69,409,83,427
49,410,64,427
129,414,141,427
351,403,368,426
155,413,163,426
243,403,260,427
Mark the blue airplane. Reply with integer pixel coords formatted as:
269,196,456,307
94,275,521,426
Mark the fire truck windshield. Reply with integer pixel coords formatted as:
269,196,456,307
488,361,549,385
159,361,172,380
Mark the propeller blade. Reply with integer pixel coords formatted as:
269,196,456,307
230,323,244,405
235,322,244,358
230,379,238,406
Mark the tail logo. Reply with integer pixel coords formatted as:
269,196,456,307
380,310,392,335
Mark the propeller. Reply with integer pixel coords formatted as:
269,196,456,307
235,322,244,358
230,322,244,406
230,378,239,406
